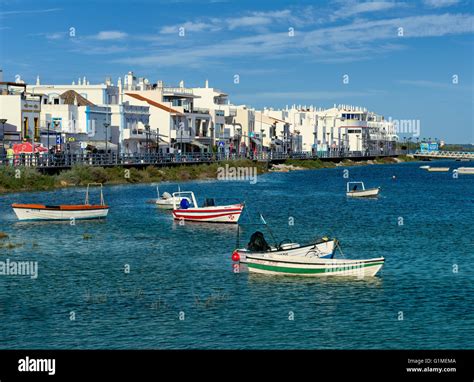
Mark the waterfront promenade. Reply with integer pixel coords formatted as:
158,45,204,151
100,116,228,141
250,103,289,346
0,149,403,172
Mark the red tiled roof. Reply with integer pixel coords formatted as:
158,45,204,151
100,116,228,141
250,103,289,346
125,93,183,114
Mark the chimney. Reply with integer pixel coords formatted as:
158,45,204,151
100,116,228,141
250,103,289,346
179,80,184,88
36,75,40,85
205,79,209,88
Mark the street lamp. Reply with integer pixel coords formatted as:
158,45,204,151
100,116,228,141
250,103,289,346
326,132,330,156
156,126,160,154
103,122,110,155
46,121,51,151
179,121,184,154
236,127,242,156
144,124,150,155
0,118,7,156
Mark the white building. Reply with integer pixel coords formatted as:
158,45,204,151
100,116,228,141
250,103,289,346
0,81,42,147
28,76,149,153
262,104,398,154
123,74,213,153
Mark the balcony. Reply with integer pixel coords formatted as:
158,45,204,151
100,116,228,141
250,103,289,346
163,87,194,96
191,107,210,115
123,128,146,140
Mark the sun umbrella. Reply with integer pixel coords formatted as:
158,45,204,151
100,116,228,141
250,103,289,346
13,142,48,154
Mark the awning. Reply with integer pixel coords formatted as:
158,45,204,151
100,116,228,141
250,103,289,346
191,140,208,149
85,141,118,150
251,137,262,145
272,139,283,146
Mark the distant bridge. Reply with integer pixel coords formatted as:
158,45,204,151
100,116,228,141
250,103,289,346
413,150,474,160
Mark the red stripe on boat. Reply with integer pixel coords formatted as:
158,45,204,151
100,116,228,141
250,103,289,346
173,206,243,214
172,211,242,220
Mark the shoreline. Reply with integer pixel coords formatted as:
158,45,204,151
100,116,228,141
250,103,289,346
0,156,420,194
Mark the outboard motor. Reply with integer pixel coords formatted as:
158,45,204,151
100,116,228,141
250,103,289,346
247,231,271,252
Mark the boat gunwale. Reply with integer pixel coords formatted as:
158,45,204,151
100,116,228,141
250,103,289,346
237,240,335,255
245,255,385,266
12,203,109,211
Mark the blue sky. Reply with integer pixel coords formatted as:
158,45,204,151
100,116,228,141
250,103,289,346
0,0,473,143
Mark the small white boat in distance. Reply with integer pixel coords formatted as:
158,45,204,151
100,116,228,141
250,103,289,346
12,183,109,221
156,189,190,210
419,165,431,169
454,167,474,175
427,167,450,172
346,182,380,198
172,191,244,223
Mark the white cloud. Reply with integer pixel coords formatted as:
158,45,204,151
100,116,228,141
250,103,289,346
423,0,460,8
160,21,220,34
114,12,474,68
94,31,128,40
159,8,314,34
397,79,465,89
330,1,403,21
0,8,61,17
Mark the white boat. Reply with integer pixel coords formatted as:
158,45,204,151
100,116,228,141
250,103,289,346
234,231,337,264
419,165,431,169
454,167,474,175
232,231,384,277
12,183,109,221
427,167,450,172
346,182,380,198
172,191,244,223
155,188,190,210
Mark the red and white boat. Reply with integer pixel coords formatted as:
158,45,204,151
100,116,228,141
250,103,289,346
12,183,109,221
171,191,244,224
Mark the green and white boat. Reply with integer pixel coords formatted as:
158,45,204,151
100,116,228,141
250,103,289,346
232,214,385,277
235,251,385,277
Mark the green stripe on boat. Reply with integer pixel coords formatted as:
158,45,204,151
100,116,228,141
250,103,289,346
247,262,384,274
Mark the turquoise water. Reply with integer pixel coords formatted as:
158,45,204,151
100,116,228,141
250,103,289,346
0,160,473,349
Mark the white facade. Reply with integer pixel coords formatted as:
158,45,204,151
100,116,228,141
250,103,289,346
261,104,398,154
0,82,41,146
28,76,119,105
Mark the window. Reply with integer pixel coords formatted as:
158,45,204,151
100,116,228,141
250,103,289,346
23,117,29,138
53,98,59,105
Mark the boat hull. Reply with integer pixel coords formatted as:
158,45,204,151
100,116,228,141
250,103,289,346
172,204,244,223
236,240,336,264
12,204,109,221
454,167,474,174
346,188,380,198
427,167,450,172
245,254,385,277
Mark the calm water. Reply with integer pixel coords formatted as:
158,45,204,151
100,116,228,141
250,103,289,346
0,160,473,349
